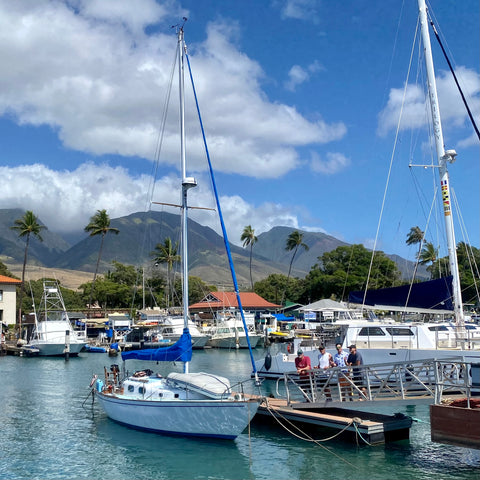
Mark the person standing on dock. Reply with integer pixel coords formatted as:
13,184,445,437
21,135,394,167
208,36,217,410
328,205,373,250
347,344,366,398
333,343,350,400
315,345,333,399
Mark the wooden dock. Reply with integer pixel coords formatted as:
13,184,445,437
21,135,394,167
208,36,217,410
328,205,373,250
2,342,39,357
255,397,412,445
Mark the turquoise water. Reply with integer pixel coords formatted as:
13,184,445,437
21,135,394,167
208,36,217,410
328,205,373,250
1,348,479,480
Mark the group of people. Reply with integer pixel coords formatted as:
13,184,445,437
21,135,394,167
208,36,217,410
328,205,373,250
294,343,365,399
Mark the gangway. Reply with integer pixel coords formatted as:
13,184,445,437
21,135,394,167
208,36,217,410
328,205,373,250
275,356,471,408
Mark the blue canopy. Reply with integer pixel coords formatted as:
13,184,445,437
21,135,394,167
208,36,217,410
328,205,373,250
273,313,295,321
348,276,454,312
121,329,192,363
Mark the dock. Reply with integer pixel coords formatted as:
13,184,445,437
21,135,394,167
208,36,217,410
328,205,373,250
256,397,412,445
3,342,39,356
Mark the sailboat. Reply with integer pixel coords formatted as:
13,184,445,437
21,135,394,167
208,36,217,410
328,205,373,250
92,23,260,439
255,0,480,379
28,280,87,356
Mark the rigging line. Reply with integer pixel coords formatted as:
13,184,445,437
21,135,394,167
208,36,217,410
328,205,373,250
185,51,258,377
428,14,480,141
362,17,420,310
451,189,480,303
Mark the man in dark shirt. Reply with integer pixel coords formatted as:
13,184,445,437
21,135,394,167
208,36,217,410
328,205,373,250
347,344,366,398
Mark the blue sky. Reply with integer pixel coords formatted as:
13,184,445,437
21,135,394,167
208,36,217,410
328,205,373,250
0,0,478,263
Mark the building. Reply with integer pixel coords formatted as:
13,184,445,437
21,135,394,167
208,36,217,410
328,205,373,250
0,275,22,327
189,291,280,316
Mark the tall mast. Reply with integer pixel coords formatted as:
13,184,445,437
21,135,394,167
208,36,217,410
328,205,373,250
418,0,464,329
178,25,196,374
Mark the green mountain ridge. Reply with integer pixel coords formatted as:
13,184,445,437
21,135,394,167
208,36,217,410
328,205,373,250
0,208,425,287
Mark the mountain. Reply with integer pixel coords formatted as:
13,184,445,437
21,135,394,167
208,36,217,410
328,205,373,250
53,211,292,288
0,208,425,286
0,208,70,266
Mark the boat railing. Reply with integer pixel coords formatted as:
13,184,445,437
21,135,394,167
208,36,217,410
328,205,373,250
278,356,471,406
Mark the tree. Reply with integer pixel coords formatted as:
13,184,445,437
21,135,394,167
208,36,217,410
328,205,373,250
282,230,309,305
240,225,258,291
406,226,424,257
152,237,181,308
84,209,119,308
11,210,46,332
419,241,438,279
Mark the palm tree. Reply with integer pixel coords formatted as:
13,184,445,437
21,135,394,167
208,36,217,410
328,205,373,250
240,225,258,291
406,226,424,257
419,241,438,279
152,237,181,308
282,230,309,306
406,225,424,280
11,210,46,333
84,209,119,308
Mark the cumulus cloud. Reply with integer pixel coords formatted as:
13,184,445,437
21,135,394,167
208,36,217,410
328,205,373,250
0,0,345,179
284,60,323,91
310,152,350,174
377,67,480,143
0,162,314,244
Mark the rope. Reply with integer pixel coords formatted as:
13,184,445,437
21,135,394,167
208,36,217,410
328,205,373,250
262,399,360,468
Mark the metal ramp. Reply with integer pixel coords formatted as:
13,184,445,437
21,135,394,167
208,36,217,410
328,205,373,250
275,356,472,408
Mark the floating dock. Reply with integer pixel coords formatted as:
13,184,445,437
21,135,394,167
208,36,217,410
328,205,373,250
255,397,412,445
3,343,39,356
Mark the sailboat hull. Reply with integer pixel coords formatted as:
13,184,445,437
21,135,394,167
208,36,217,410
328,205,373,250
96,392,258,439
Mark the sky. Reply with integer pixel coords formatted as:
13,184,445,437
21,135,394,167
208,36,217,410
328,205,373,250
0,0,479,264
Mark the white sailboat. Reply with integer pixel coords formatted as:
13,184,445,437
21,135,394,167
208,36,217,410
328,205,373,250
92,23,260,439
29,280,87,356
256,0,480,379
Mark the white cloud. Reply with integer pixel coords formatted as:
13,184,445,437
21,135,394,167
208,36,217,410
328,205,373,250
284,60,323,91
377,67,480,142
0,0,345,179
279,0,319,22
0,162,311,244
310,152,350,174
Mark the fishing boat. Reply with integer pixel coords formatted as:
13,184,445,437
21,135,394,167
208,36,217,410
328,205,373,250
92,22,260,439
256,0,480,379
28,280,87,356
205,314,262,349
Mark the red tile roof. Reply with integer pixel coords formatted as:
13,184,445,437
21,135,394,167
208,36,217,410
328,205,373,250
189,291,280,311
0,275,21,284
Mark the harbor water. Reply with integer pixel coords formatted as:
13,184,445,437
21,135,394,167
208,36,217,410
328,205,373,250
1,348,479,480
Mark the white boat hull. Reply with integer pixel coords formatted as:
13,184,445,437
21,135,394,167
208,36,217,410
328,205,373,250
207,334,261,349
96,392,258,439
29,341,85,356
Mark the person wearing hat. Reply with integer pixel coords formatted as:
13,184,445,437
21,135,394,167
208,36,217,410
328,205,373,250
333,343,350,400
294,348,311,375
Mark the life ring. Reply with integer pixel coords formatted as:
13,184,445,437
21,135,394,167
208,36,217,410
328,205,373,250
89,374,98,388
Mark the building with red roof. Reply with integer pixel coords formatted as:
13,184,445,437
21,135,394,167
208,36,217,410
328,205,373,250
0,275,22,326
189,291,280,315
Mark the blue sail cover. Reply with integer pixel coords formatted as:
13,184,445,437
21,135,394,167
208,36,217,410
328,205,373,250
121,329,192,363
348,276,454,312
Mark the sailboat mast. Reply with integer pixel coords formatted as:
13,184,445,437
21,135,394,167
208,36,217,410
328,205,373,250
178,25,196,374
418,0,464,328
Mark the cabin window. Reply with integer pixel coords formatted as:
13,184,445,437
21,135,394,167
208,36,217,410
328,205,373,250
174,393,179,398
465,325,477,330
159,393,163,398
236,327,245,333
139,387,145,394
128,385,134,392
358,327,386,336
0,290,3,301
428,326,449,331
385,327,414,336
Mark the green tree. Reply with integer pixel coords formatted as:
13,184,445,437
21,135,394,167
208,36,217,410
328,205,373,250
240,225,258,291
406,226,425,255
282,230,309,305
419,241,438,279
254,273,304,305
0,261,16,278
173,276,217,305
10,210,46,331
152,237,181,308
304,244,400,301
84,209,119,308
